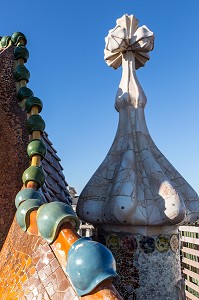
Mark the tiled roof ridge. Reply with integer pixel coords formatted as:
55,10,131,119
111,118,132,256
2,31,123,300
0,34,72,205
0,39,78,300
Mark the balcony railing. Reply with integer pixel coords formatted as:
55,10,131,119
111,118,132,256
179,224,199,300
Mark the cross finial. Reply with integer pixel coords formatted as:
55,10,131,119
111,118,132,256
104,14,154,70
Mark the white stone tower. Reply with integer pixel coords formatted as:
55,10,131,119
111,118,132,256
77,15,199,300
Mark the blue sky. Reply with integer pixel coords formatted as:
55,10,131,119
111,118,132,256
1,1,199,194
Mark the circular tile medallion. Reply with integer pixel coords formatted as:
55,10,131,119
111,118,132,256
155,236,170,252
121,235,137,253
170,234,179,252
106,234,120,249
139,236,155,253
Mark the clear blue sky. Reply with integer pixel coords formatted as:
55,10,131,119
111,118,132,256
1,1,199,195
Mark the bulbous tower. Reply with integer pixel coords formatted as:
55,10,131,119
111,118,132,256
77,14,199,300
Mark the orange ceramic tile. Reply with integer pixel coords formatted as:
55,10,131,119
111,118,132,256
51,223,80,269
81,280,123,300
27,210,38,235
0,217,76,300
26,181,39,190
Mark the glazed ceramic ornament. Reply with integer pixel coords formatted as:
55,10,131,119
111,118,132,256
77,14,199,230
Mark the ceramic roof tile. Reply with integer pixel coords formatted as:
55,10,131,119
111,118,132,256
46,181,61,194
52,152,61,161
40,132,72,205
43,132,53,145
42,191,52,203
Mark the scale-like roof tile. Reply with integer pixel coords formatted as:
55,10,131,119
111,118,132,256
40,132,72,205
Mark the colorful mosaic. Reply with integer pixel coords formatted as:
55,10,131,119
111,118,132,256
170,234,179,253
139,236,155,254
98,230,181,300
155,236,170,252
0,219,77,299
99,231,139,299
107,234,121,249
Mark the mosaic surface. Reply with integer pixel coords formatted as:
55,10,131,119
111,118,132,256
77,14,199,227
0,218,77,300
98,230,182,300
77,15,197,300
0,46,29,250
